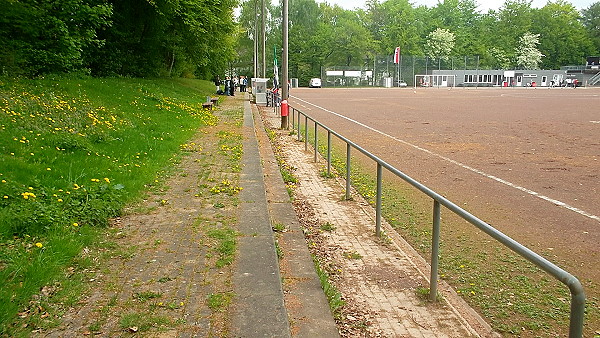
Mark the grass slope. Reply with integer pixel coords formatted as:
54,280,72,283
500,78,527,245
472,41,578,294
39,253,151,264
0,76,217,333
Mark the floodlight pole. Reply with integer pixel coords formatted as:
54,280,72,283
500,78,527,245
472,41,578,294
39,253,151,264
281,0,289,129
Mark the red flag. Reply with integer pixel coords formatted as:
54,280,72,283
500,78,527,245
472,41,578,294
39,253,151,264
394,47,400,64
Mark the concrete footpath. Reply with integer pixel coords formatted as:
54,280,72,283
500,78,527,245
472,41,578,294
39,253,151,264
239,93,499,337
230,97,339,337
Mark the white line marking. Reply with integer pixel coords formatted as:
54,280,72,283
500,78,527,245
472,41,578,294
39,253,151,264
291,96,600,223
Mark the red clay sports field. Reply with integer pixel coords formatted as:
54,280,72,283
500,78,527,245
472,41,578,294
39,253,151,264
287,86,599,295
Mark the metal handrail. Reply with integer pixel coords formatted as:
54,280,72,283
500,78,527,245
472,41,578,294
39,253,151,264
266,90,281,108
288,105,586,337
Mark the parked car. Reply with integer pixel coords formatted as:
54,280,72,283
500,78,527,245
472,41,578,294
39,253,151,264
309,78,322,88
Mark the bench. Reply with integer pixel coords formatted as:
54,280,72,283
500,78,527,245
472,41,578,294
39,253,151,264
210,97,219,106
202,102,213,109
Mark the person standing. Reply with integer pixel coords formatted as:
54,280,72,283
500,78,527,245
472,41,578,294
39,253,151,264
224,76,230,96
214,75,221,94
240,76,247,92
226,77,234,96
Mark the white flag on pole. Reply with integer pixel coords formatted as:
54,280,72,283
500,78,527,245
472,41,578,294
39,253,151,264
394,47,400,64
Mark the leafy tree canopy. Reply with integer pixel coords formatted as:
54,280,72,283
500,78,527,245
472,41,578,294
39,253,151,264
1,0,239,78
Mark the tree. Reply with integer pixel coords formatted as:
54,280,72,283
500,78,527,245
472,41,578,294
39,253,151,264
489,47,512,69
365,0,421,56
424,28,455,61
581,2,600,54
494,0,535,59
89,0,238,78
0,0,112,75
515,32,543,69
533,1,594,69
321,6,375,67
287,0,325,82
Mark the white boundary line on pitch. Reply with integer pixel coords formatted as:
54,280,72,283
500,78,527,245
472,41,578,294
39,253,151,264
291,96,600,223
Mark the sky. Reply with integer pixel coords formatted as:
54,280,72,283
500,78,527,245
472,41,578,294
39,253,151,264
313,0,597,12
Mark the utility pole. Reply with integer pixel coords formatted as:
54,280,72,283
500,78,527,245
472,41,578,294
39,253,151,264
261,0,266,78
281,0,289,128
253,0,258,80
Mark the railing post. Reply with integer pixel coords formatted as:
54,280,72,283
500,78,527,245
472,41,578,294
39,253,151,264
345,143,351,200
569,281,586,338
376,163,382,237
297,110,301,142
304,116,308,151
327,131,332,176
430,200,441,302
291,107,295,129
314,122,318,162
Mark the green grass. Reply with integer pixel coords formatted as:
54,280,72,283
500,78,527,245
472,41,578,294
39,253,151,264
216,129,243,172
272,222,287,233
134,291,162,302
0,76,218,334
206,226,237,268
206,292,234,312
313,255,345,320
343,251,362,260
118,312,174,332
320,222,336,232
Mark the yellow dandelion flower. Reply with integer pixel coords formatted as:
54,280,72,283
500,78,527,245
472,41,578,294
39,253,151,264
57,198,63,202
35,242,43,248
104,178,110,183
21,192,36,199
73,223,79,227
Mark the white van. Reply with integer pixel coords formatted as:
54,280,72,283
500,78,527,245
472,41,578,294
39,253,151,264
309,78,322,88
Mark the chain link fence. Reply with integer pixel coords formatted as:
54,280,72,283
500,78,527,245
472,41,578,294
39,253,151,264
321,55,485,87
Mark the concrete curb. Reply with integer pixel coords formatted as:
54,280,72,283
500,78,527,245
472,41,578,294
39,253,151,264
230,96,339,337
252,101,340,337
230,98,290,337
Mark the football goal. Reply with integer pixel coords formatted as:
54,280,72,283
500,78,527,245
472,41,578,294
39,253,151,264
414,74,456,88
